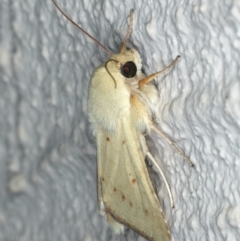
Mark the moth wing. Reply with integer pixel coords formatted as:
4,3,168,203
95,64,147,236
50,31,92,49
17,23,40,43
97,115,171,241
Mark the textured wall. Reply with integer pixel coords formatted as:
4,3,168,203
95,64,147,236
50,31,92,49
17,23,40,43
1,0,240,241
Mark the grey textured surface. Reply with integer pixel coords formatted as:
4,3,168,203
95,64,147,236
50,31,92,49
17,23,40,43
1,0,240,241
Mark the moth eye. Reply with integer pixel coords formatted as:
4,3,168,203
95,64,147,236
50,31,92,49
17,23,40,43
121,61,137,78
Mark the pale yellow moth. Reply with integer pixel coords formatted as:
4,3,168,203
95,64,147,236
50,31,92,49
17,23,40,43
52,1,194,240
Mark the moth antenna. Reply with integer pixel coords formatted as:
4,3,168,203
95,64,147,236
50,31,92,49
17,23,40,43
119,9,134,53
105,59,120,88
52,0,112,55
146,152,174,208
152,125,195,167
139,55,181,88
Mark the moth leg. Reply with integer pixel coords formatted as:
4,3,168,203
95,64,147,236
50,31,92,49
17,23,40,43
152,125,195,167
138,134,174,207
107,213,124,234
146,152,174,208
119,9,134,53
97,159,105,215
139,55,180,88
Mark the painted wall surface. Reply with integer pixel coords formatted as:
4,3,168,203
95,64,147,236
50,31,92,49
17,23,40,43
1,0,239,240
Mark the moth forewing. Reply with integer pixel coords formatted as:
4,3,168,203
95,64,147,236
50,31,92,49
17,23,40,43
95,114,171,241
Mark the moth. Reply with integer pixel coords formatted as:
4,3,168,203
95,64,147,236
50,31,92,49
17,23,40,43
52,1,194,240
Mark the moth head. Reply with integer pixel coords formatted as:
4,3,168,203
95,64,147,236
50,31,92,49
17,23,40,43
104,49,142,87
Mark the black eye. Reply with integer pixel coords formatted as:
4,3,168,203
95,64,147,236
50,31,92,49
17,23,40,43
121,61,137,78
